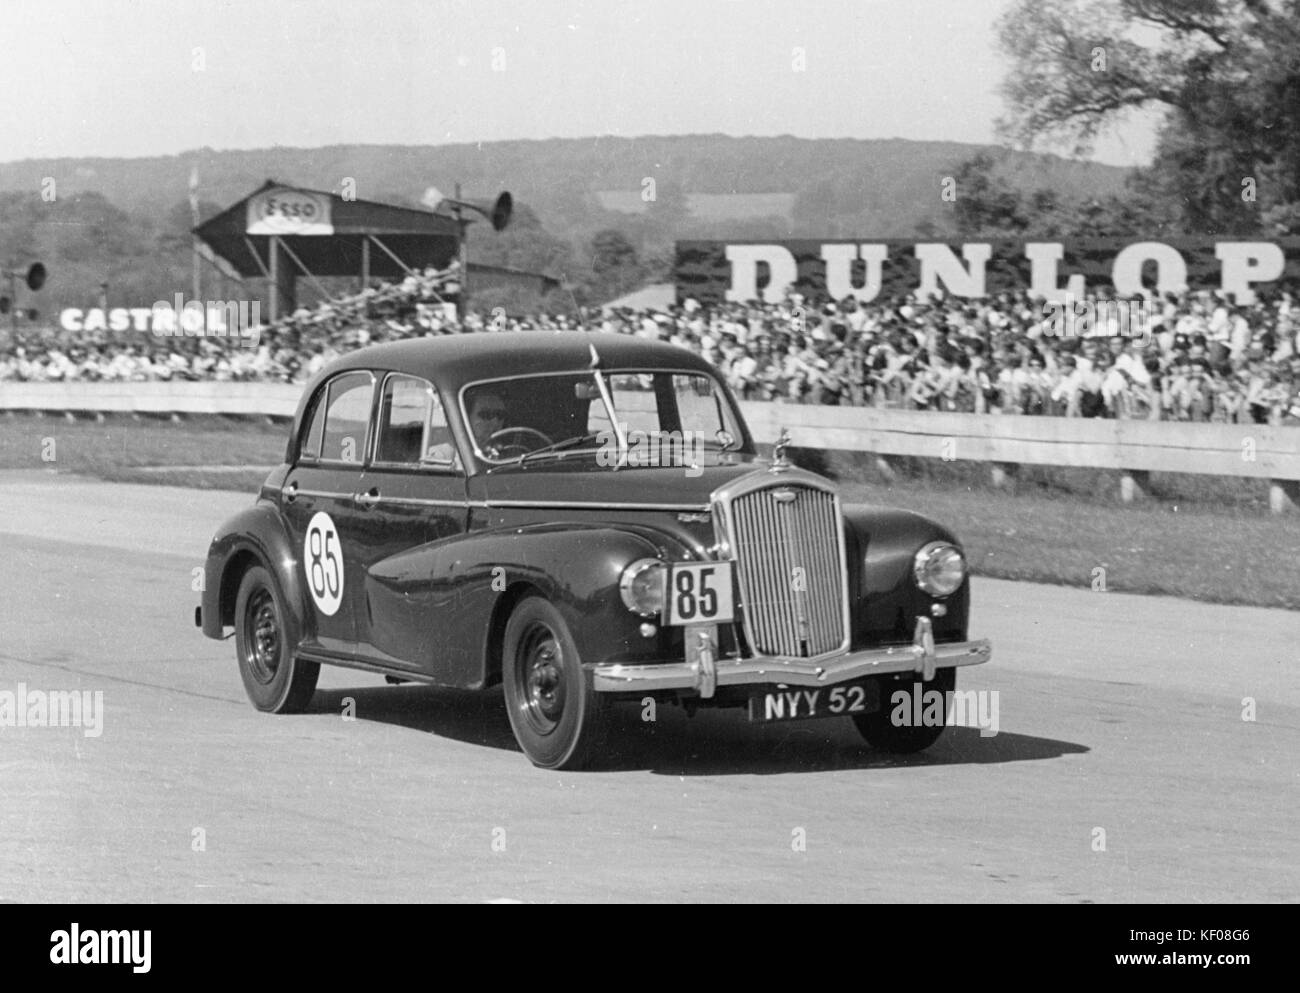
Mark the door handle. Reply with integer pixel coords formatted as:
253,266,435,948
356,488,380,508
283,480,298,503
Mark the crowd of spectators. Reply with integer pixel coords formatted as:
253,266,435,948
645,288,1300,426
3,264,1299,425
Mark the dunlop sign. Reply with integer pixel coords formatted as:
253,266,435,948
674,239,1300,306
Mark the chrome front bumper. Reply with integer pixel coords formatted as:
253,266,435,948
589,617,992,698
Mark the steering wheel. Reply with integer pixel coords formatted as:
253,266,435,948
487,426,554,457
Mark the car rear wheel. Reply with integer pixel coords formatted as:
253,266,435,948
502,596,610,770
853,667,955,753
235,564,319,713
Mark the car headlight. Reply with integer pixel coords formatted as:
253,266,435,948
619,558,667,617
913,542,966,597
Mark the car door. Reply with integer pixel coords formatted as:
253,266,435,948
281,369,376,658
348,372,471,674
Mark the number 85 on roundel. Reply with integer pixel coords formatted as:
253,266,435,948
195,332,991,769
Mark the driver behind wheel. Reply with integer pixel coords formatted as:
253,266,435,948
427,390,512,463
468,391,511,456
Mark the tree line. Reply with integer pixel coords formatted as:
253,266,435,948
955,0,1300,239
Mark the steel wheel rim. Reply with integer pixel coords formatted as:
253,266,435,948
517,623,566,735
245,588,281,684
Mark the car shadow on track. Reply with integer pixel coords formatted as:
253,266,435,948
308,685,1089,774
308,685,519,751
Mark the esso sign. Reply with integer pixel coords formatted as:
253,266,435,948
246,188,333,236
259,192,318,222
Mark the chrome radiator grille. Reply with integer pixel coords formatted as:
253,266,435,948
726,483,847,658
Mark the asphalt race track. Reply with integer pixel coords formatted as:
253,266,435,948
1,469,1295,903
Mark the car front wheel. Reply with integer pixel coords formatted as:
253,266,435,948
502,596,610,770
853,667,956,753
235,564,319,713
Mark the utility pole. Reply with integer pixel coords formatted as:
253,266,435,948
5,267,16,336
190,165,202,303
454,182,470,320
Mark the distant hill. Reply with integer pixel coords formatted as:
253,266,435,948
0,135,1131,314
597,191,799,221
0,134,1129,236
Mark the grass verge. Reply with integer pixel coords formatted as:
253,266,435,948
791,449,1298,610
0,410,284,491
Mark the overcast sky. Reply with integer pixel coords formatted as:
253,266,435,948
1,0,1157,165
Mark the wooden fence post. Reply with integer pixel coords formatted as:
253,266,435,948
1270,479,1299,514
874,455,900,482
991,462,1020,489
1120,470,1150,503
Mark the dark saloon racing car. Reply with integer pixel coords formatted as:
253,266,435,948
197,332,991,769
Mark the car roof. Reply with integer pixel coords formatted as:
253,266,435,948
320,331,718,393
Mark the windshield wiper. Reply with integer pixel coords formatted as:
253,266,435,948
517,433,604,466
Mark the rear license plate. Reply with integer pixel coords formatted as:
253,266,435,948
747,679,880,723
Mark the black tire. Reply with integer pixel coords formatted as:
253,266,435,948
234,564,319,714
853,667,956,754
501,596,610,770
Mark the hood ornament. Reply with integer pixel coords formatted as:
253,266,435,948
771,427,793,472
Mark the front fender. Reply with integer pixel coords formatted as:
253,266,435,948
201,499,308,644
378,522,696,688
843,504,970,644
478,525,663,661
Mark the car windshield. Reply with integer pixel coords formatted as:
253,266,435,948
461,369,745,465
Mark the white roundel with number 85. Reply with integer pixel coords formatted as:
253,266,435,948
303,512,344,616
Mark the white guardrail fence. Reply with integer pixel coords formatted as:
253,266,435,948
3,382,1299,513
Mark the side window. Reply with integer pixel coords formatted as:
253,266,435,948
299,387,328,461
376,374,444,465
672,373,728,432
320,371,374,465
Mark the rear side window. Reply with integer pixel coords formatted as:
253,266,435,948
299,388,328,461
316,371,375,464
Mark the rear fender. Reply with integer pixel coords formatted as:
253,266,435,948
201,501,309,646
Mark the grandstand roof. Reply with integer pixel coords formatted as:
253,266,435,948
194,180,462,279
